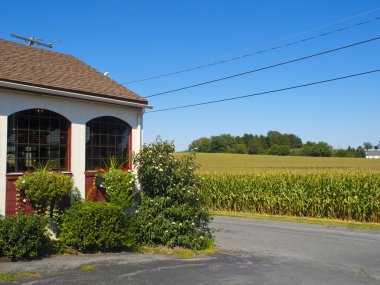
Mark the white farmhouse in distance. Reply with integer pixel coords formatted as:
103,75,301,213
365,150,380,159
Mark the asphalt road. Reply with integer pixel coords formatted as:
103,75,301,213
1,216,380,284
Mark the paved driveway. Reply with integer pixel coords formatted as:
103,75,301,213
1,216,380,284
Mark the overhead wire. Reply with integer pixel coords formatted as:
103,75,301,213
123,8,380,85
146,69,380,113
145,35,380,98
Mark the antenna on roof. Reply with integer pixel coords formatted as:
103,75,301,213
11,34,53,48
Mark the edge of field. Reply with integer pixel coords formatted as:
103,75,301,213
211,211,380,231
175,152,380,174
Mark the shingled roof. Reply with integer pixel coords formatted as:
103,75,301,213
0,39,148,105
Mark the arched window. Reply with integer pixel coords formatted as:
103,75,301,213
86,116,131,170
7,109,70,172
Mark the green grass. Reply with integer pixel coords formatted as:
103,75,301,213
212,211,380,231
0,272,43,283
79,265,97,271
0,273,15,282
139,245,215,259
176,153,380,173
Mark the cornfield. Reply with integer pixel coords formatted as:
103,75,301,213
200,173,380,222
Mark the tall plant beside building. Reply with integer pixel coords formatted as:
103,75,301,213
133,138,213,250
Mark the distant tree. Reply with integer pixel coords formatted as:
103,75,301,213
266,131,282,147
290,148,303,156
334,149,348,157
232,143,248,154
234,136,244,145
242,133,253,146
355,146,366,158
265,131,302,149
209,134,235,153
188,137,211,152
301,141,332,157
375,145,379,150
267,144,290,156
334,147,356,158
259,135,268,149
188,132,362,158
363,142,373,151
247,139,263,154
284,134,303,148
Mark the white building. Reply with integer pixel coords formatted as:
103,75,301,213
366,150,380,159
0,39,151,216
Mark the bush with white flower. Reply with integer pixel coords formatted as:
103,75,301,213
93,155,136,209
133,138,213,250
100,168,136,209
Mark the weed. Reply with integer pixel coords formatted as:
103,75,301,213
80,265,96,271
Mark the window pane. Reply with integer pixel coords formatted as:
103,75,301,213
7,109,70,172
17,114,29,129
85,116,131,170
93,135,101,146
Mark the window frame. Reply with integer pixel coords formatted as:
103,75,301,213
6,108,71,173
85,116,132,171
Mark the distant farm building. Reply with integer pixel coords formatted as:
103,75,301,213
366,150,380,159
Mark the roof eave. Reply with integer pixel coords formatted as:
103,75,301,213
0,80,153,109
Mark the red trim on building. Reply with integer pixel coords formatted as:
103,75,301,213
5,173,34,216
84,171,106,202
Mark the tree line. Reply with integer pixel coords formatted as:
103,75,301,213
188,131,366,158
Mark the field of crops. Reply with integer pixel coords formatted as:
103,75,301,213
175,153,380,222
200,172,380,222
176,153,380,173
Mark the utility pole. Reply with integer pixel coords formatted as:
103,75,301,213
11,34,53,48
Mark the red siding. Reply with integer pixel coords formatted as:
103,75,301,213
6,174,34,216
85,171,106,202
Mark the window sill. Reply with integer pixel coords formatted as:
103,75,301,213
6,171,72,176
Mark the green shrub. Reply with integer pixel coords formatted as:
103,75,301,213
16,171,73,214
134,187,213,250
0,214,49,260
100,169,135,209
59,202,135,252
16,171,74,234
133,139,213,250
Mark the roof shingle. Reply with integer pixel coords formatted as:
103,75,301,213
0,39,147,104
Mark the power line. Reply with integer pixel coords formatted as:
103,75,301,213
145,35,380,98
146,69,380,113
123,9,380,85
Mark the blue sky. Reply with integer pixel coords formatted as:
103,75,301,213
1,0,379,150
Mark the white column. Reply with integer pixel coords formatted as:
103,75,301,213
136,111,144,149
140,111,144,148
0,115,7,216
70,122,86,199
